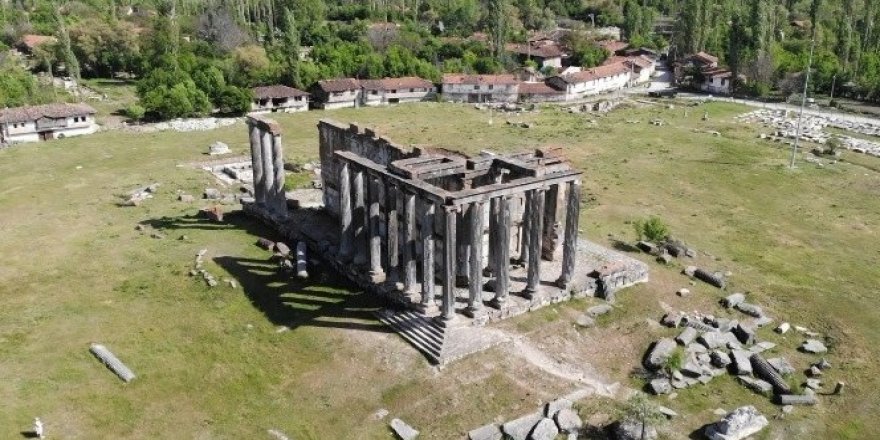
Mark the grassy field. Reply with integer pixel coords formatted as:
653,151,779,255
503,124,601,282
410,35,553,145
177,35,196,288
1,101,879,439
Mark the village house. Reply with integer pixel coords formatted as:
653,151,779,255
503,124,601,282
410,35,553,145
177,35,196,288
0,103,97,144
545,63,631,100
674,51,719,85
441,74,519,103
506,41,567,69
311,78,362,109
14,34,56,55
604,55,657,85
517,82,565,103
700,67,734,94
251,85,309,113
597,40,629,56
360,77,436,106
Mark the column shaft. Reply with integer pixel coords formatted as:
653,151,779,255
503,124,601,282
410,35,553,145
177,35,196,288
368,174,385,282
525,189,546,296
248,124,264,204
352,168,367,265
491,196,511,306
272,134,286,216
467,201,485,315
542,184,563,260
420,201,435,306
557,180,581,288
260,131,274,210
441,206,457,320
338,161,353,260
386,183,400,282
403,191,417,292
519,192,531,264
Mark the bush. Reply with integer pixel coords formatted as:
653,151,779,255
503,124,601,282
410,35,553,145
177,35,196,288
124,104,145,121
633,216,670,242
663,347,684,373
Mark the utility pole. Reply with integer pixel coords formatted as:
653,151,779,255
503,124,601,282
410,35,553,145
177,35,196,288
830,73,837,103
789,34,816,169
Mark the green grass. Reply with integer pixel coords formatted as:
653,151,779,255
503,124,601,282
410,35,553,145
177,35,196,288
1,101,879,438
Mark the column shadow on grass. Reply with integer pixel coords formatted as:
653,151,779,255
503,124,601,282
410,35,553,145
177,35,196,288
143,210,391,334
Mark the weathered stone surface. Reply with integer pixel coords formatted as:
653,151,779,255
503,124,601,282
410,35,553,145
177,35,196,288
694,268,725,288
544,398,572,417
575,314,595,328
661,312,683,328
645,338,677,370
683,265,697,277
732,323,756,345
734,302,763,317
722,293,745,308
704,406,768,440
554,408,583,434
649,378,672,395
656,252,673,264
750,341,776,353
753,316,774,328
805,378,822,390
751,353,791,394
711,350,732,368
658,406,678,418
699,332,729,350
767,357,795,376
801,339,828,353
256,237,275,250
776,322,791,334
636,241,658,254
676,327,698,346
529,418,558,440
468,424,502,440
502,412,543,440
808,366,823,377
676,288,691,297
274,241,291,257
615,419,657,440
737,376,773,396
776,394,818,406
816,358,832,370
587,304,613,317
209,141,231,155
179,193,195,202
199,205,224,222
390,418,419,440
204,188,222,199
731,350,753,375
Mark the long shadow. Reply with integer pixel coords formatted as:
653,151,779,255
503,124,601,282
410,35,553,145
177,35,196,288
144,210,391,334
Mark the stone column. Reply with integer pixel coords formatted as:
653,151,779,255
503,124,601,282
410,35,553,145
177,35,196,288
490,196,511,307
466,201,485,317
386,183,400,283
337,161,353,261
272,133,286,217
456,207,470,286
524,188,546,298
486,196,499,276
403,191,418,293
542,184,563,260
260,130,274,212
368,173,385,282
557,180,581,289
420,201,436,310
352,168,367,266
518,192,532,264
441,205,458,320
248,124,265,204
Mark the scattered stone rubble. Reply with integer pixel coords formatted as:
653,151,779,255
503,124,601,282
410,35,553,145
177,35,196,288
208,141,231,155
127,117,238,133
736,109,880,157
468,394,586,440
390,418,419,440
190,248,218,287
123,183,160,206
704,405,768,440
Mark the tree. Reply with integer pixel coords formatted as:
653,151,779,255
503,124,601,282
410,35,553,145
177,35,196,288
54,7,80,81
488,0,507,61
215,85,252,114
618,394,666,440
634,216,670,242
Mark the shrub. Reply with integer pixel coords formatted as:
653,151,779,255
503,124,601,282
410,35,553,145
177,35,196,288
633,216,670,242
124,104,145,121
663,347,684,373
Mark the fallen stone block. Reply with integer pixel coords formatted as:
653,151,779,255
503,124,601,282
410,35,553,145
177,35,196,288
649,378,672,395
732,323,756,345
675,327,698,346
699,332,729,350
636,241,657,254
203,188,222,200
256,237,275,250
694,268,725,288
660,312,683,328
468,423,502,440
704,405,768,440
731,350,753,375
544,398,572,417
274,241,291,257
722,293,745,308
554,408,583,434
711,350,731,368
801,339,828,354
587,304,613,317
645,338,678,371
89,343,136,383
615,419,658,440
775,322,791,334
502,412,543,440
776,394,817,406
178,194,195,203
530,417,559,440
767,357,795,376
575,314,595,328
735,302,763,318
750,353,791,394
658,406,678,419
737,376,773,396
390,418,419,440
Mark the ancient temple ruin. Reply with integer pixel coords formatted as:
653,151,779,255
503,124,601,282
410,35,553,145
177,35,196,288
319,119,584,323
243,115,648,363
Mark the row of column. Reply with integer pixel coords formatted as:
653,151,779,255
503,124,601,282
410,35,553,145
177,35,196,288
248,121,287,217
337,160,581,320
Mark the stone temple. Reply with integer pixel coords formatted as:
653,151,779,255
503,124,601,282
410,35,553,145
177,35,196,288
243,115,648,363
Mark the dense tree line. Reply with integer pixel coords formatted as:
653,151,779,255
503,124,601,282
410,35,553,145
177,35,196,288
1,0,879,119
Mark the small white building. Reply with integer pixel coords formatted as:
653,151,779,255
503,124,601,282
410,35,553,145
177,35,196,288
360,77,436,106
0,103,97,144
545,63,630,100
312,78,362,110
604,55,656,85
251,85,309,113
700,68,733,95
441,74,520,103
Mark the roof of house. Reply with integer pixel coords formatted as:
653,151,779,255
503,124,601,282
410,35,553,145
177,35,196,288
505,42,565,59
252,85,309,99
361,76,434,91
692,51,719,65
553,63,630,84
317,78,361,93
0,103,96,124
702,68,732,78
604,55,653,69
518,82,564,95
442,74,518,86
17,34,57,50
597,40,629,54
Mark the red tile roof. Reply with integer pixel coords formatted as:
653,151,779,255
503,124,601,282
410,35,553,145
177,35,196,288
361,76,434,91
693,51,719,65
0,103,96,124
702,68,732,78
556,63,630,84
518,82,564,95
505,42,565,59
252,85,309,99
597,40,628,54
317,78,361,93
442,74,518,86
